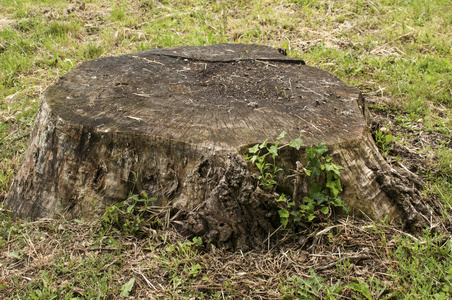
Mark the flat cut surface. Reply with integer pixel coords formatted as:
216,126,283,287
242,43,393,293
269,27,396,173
46,43,364,150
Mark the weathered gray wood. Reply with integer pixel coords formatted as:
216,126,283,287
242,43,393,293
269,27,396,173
5,44,433,249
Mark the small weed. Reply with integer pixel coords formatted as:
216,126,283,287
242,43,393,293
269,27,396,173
433,143,452,180
282,269,390,299
102,191,157,234
102,173,157,235
246,131,302,190
111,5,126,22
281,268,344,299
345,279,373,300
120,277,136,297
79,42,104,60
375,128,394,157
336,257,352,278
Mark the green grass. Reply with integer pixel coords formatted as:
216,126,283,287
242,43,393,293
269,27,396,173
390,231,452,298
1,0,451,298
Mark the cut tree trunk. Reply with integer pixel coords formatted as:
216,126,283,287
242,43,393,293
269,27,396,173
5,44,435,249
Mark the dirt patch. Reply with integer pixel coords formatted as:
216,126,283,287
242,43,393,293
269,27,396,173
368,100,452,233
0,17,13,28
369,102,450,173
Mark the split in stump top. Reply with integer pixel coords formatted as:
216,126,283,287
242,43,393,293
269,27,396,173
46,43,365,151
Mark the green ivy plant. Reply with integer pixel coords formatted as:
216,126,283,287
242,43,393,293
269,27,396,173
246,132,349,228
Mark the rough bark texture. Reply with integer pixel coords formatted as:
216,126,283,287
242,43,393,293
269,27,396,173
5,44,435,249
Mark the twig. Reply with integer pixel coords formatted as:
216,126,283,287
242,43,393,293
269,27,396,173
24,233,38,257
289,78,293,98
292,113,325,135
263,225,283,246
315,255,370,271
131,55,165,66
316,225,342,237
435,184,452,211
136,271,157,290
75,247,122,251
255,60,278,68
126,116,143,121
296,83,329,101
389,227,423,243
292,161,306,209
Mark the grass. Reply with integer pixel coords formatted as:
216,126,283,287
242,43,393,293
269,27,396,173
0,0,451,298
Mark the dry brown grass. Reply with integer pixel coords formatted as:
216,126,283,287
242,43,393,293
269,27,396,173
1,213,405,299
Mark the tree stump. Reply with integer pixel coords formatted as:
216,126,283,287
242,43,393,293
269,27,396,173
5,44,434,249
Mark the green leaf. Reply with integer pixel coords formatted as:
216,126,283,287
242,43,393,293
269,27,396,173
259,139,268,149
310,167,321,178
386,134,393,144
193,236,203,245
305,145,316,159
166,244,176,253
325,162,343,176
342,204,350,214
8,251,22,259
269,144,278,157
301,199,315,214
289,137,303,150
315,142,328,156
256,162,264,173
248,144,260,154
326,178,342,197
120,277,135,297
280,218,289,228
277,131,288,140
102,215,110,223
279,208,289,219
277,193,287,202
309,182,323,194
74,219,84,224
264,162,273,171
127,203,135,213
346,281,372,300
312,192,328,205
172,276,182,288
320,206,329,214
189,263,202,276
